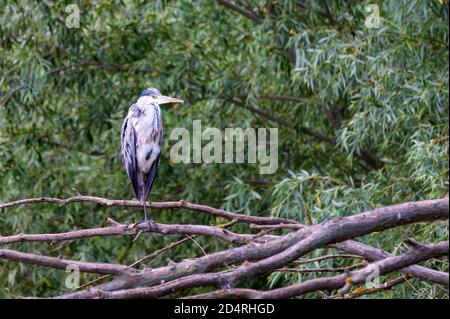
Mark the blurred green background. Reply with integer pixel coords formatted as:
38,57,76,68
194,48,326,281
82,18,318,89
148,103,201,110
0,0,448,298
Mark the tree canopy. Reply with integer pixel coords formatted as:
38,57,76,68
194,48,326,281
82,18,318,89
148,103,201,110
0,0,448,299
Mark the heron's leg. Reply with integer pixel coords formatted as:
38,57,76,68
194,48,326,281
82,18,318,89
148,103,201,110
133,202,154,243
143,197,151,237
143,197,148,223
132,197,150,242
143,193,159,241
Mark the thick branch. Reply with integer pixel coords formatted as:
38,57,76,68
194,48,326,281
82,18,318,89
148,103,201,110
187,241,449,299
330,240,449,287
56,198,448,298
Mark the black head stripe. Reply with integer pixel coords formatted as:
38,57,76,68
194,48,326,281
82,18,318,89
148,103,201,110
140,87,161,97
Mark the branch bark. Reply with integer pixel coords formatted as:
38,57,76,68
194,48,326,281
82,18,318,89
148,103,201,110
330,240,449,287
331,276,409,299
0,249,136,276
93,241,449,299
187,241,449,299
2,195,447,297
0,219,268,246
0,195,296,225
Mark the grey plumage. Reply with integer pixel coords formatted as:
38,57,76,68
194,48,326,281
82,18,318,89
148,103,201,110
120,87,183,229
121,96,162,202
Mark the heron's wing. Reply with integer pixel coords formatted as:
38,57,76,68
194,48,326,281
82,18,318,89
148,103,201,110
121,116,141,200
142,121,163,201
143,153,160,201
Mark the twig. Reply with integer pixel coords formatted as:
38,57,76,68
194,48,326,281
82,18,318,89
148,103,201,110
77,236,192,289
333,275,410,299
78,220,240,290
46,60,155,75
185,234,207,256
215,0,262,23
331,240,449,287
0,85,27,111
250,223,303,230
294,254,365,265
275,262,365,273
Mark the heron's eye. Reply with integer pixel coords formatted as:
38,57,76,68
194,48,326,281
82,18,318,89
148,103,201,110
151,94,157,98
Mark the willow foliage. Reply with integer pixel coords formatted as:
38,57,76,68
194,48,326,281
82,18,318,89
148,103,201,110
0,0,448,298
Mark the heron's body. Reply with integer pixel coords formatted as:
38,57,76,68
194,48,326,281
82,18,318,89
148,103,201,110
121,96,163,202
120,88,182,233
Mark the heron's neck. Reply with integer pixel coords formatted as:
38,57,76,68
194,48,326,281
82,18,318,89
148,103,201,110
141,102,160,114
136,97,160,114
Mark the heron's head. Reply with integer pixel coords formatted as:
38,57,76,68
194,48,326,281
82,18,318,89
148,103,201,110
139,87,184,105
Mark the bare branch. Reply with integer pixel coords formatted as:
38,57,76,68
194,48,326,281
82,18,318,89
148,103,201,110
186,241,449,299
0,249,136,276
331,240,449,287
56,198,448,298
78,236,193,289
0,220,268,246
0,195,296,225
294,254,365,265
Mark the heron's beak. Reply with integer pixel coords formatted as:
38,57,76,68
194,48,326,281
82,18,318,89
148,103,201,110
156,95,184,105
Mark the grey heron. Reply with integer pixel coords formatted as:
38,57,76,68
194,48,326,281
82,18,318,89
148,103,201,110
121,87,183,238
